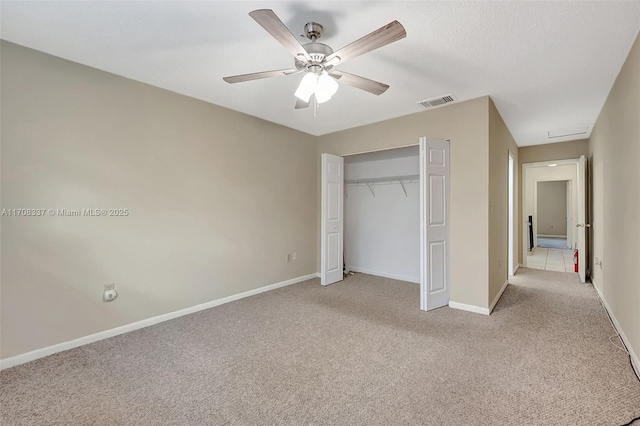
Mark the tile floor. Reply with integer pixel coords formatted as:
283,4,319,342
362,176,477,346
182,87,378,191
526,247,576,272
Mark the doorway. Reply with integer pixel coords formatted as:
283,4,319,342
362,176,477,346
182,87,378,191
320,138,451,311
536,180,570,249
522,157,588,280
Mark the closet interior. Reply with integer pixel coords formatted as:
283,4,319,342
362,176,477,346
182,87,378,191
343,145,420,283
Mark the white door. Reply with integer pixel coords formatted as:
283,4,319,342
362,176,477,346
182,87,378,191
321,153,344,286
576,155,588,282
566,180,572,249
420,138,450,311
508,152,514,275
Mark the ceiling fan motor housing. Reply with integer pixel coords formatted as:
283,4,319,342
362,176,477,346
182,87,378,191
295,42,334,72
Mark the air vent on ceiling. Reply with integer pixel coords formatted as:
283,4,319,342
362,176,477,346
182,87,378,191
417,94,458,109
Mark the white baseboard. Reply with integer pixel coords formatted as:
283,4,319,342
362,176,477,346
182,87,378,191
489,279,509,313
346,266,419,284
592,279,640,379
448,301,490,316
0,272,320,371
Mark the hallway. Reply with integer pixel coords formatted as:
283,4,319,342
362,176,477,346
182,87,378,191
527,247,576,273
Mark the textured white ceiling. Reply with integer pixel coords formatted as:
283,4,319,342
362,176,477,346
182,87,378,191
2,1,639,146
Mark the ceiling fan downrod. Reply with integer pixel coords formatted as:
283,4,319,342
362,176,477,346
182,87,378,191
303,22,323,42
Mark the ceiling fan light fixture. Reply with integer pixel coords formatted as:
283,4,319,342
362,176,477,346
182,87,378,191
295,73,318,102
315,90,331,104
295,72,339,104
316,73,339,104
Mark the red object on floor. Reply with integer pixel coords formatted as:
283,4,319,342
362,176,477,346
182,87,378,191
574,250,579,273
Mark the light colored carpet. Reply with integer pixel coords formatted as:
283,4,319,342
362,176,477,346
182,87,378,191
2,269,639,425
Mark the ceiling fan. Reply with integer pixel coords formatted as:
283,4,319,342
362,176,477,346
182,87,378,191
223,9,406,110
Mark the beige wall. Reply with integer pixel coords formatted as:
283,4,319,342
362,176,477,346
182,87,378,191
0,41,318,359
589,31,640,368
537,181,568,236
488,99,519,306
519,139,589,165
318,97,491,308
517,139,589,263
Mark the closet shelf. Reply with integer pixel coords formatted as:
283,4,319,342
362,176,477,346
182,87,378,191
344,174,419,185
345,174,419,198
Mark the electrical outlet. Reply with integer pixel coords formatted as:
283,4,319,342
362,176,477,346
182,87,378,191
292,252,297,261
286,253,292,262
103,283,117,302
498,259,502,268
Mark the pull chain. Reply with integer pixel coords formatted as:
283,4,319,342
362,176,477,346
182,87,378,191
314,96,318,121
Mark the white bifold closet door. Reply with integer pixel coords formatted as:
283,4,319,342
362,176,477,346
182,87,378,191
420,138,450,311
321,153,344,286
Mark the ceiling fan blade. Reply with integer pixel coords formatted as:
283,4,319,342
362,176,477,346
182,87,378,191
324,20,406,66
294,94,314,109
294,98,309,109
329,71,389,95
223,69,298,84
249,9,312,62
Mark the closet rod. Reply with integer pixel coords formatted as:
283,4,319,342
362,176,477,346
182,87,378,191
344,174,419,185
345,174,419,198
